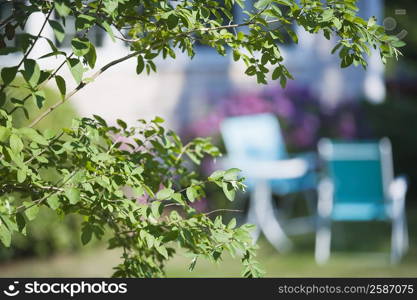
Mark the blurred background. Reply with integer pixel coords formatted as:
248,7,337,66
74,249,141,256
1,0,417,277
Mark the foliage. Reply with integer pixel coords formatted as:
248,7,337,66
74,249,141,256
0,0,403,277
385,0,416,70
0,80,82,261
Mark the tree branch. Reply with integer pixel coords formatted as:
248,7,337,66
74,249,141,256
28,18,284,128
0,9,52,94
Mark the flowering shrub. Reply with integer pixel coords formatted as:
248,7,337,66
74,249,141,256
187,83,370,153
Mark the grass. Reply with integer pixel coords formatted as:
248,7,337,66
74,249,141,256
0,207,415,278
0,223,416,278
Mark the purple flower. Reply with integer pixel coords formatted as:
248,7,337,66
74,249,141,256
273,95,295,119
339,113,357,139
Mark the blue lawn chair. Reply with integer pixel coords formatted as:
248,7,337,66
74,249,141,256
315,138,409,264
220,113,317,251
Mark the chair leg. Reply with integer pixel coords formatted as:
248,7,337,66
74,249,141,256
391,211,408,264
403,215,409,256
247,191,261,244
253,179,292,252
315,219,331,265
389,176,408,264
315,179,333,265
391,217,402,264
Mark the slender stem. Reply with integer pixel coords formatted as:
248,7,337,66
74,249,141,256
28,49,143,127
204,209,243,216
12,170,76,215
24,132,64,164
18,10,52,70
1,9,52,94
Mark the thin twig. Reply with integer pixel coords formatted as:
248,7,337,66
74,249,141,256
204,209,243,216
0,10,52,93
24,132,65,164
15,10,52,72
12,170,76,215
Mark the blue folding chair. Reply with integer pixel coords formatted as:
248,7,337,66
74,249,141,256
315,138,409,264
220,113,317,251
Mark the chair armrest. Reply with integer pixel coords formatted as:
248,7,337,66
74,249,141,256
217,157,308,180
288,151,318,170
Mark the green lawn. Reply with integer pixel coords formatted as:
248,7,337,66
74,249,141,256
0,234,416,277
0,208,416,277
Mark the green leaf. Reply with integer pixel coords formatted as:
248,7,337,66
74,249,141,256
75,14,95,31
85,43,97,68
54,0,71,17
1,66,18,86
233,50,241,62
49,20,65,43
227,218,237,229
254,0,273,10
391,40,406,48
136,55,145,75
280,74,287,88
46,194,60,210
93,114,108,127
322,9,334,22
367,16,377,28
156,245,169,259
151,201,162,218
333,18,342,30
55,75,66,99
17,168,27,183
81,224,93,245
9,134,24,153
0,221,11,247
156,188,174,200
167,14,179,30
65,187,80,204
25,204,39,221
19,127,48,145
67,58,84,84
116,119,127,130
22,59,41,87
103,0,118,13
186,186,197,202
189,257,198,271
222,182,236,201
0,91,5,107
0,126,10,142
245,66,256,76
172,193,185,205
71,37,91,57
224,168,241,181
100,20,115,42
152,116,164,123
272,66,282,80
31,90,46,109
208,170,225,181
15,213,26,235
